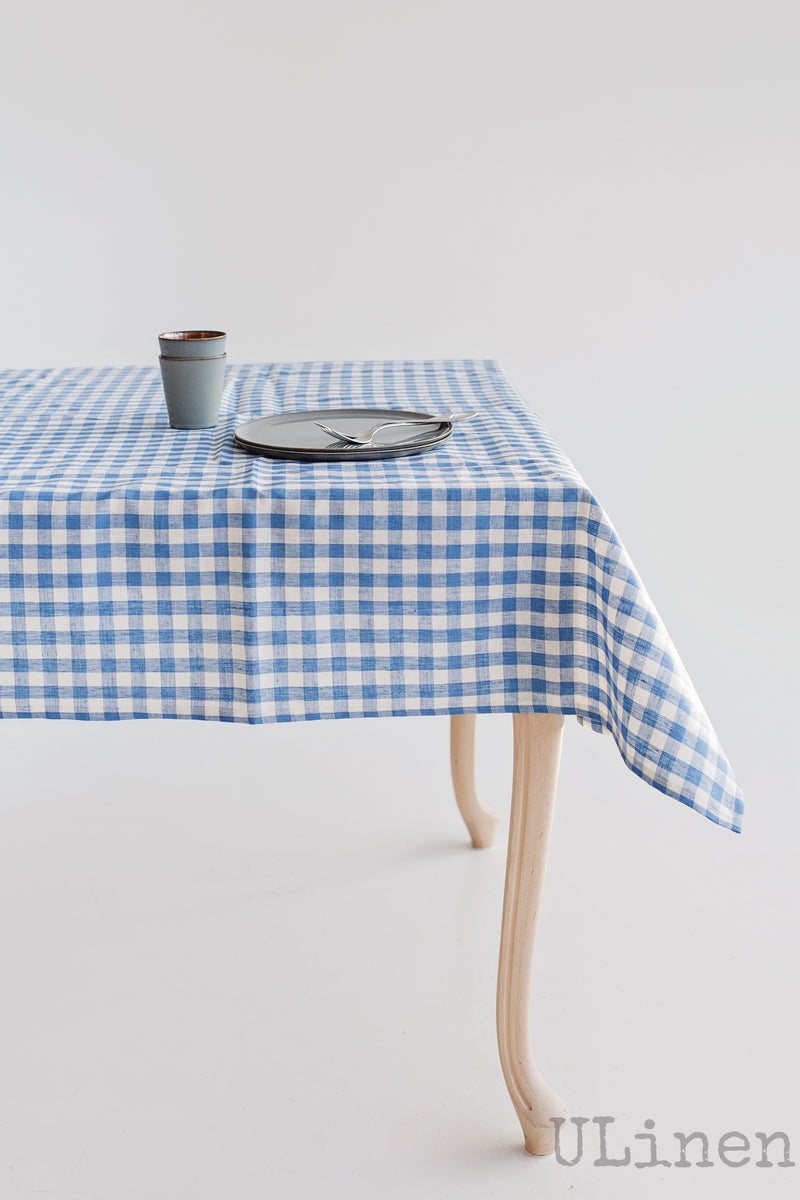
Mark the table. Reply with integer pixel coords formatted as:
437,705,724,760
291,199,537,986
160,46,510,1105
0,360,742,1154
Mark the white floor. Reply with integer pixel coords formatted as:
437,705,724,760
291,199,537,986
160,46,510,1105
0,696,795,1199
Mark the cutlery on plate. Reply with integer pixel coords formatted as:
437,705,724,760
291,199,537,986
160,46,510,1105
314,410,476,446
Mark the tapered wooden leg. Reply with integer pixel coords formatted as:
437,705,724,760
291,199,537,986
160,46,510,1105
450,715,500,849
497,712,568,1155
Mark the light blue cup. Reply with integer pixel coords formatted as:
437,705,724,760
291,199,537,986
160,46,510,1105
158,330,227,428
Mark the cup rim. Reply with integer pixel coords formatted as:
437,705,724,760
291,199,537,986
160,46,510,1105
158,330,226,342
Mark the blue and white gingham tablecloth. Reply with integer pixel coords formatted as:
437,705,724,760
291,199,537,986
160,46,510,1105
0,360,742,831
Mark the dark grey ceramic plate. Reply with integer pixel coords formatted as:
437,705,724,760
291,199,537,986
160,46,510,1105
233,407,453,462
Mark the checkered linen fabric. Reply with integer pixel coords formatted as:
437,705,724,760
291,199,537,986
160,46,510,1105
0,360,742,832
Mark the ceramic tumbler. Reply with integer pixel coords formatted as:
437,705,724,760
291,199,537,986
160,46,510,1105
158,330,227,428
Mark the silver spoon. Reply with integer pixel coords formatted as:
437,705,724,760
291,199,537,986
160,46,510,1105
315,410,476,446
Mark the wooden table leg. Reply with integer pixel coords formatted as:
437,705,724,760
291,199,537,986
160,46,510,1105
497,712,568,1155
450,714,500,849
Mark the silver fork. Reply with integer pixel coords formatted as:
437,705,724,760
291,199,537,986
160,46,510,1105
314,410,475,446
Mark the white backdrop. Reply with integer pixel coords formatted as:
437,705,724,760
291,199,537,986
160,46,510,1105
0,3,797,1197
